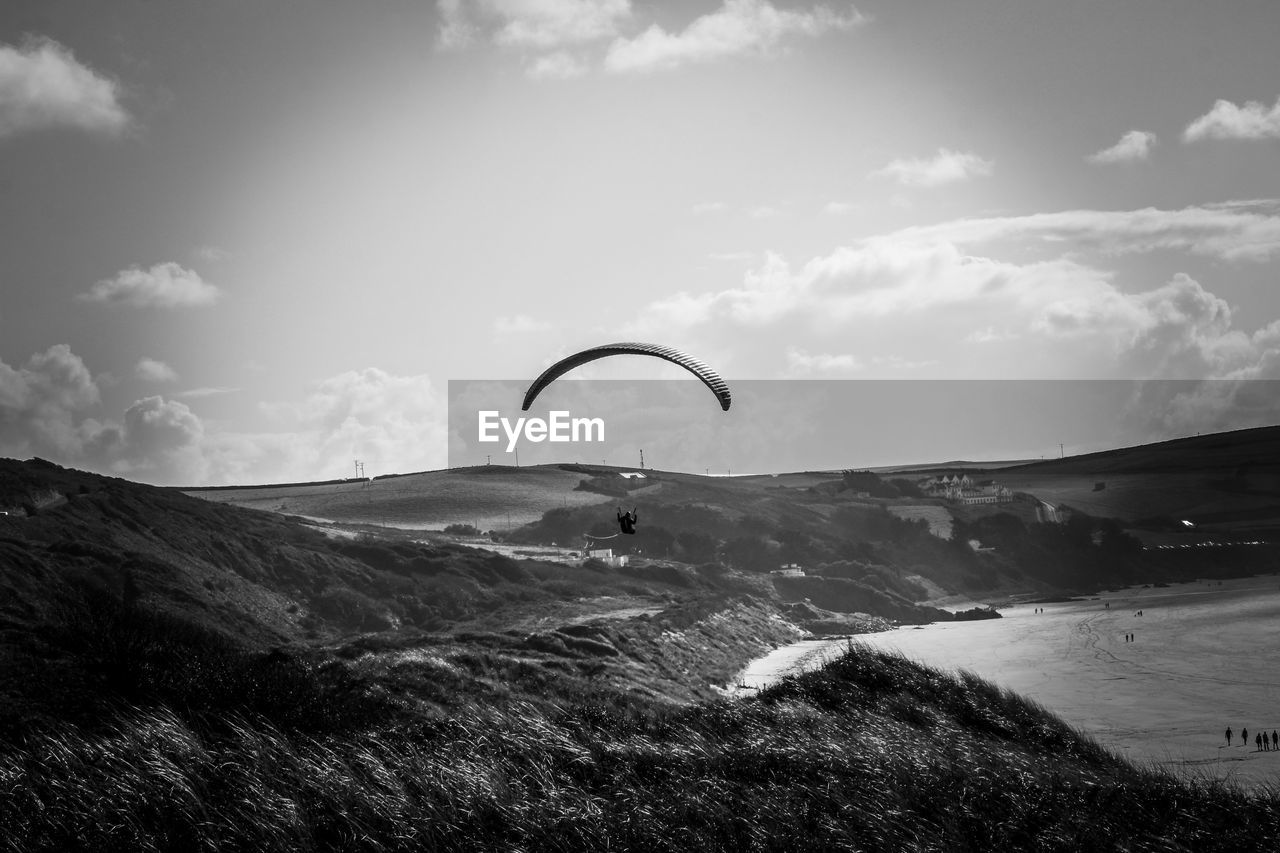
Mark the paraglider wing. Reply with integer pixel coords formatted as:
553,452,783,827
521,342,731,411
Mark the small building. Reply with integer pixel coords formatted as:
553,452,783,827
770,564,805,577
585,548,628,568
619,471,647,480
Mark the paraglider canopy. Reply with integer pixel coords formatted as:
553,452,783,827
521,342,731,412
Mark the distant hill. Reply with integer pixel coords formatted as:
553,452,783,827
1002,424,1280,476
986,425,1280,529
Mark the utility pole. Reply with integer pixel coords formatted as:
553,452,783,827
640,448,644,469
1059,443,1064,459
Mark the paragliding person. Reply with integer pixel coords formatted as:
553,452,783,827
617,507,637,535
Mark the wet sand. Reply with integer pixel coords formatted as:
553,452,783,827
855,575,1280,789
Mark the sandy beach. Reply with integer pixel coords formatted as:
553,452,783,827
852,575,1280,789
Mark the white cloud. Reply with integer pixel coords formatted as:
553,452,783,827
965,326,1017,344
3,343,448,485
527,50,589,79
175,387,239,399
81,262,221,308
247,368,446,483
892,201,1280,263
1185,96,1280,142
494,314,551,333
605,0,864,74
135,357,178,383
439,0,631,49
108,396,207,484
0,37,129,139
0,345,101,459
870,148,994,188
194,245,229,262
784,348,860,375
749,204,784,219
823,201,858,215
1088,130,1157,164
692,201,728,214
623,204,1280,382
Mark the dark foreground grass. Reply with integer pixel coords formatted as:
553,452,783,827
5,643,1279,852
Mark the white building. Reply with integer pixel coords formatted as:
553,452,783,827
924,474,1011,504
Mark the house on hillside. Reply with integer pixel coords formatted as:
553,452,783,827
770,564,805,577
923,473,1012,504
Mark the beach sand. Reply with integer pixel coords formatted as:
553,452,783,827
855,574,1280,789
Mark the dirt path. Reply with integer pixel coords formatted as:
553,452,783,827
855,575,1280,789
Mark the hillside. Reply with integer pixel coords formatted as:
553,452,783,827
989,425,1280,531
183,424,1280,600
7,456,1280,848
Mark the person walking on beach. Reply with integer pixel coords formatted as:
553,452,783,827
1257,733,1264,752
1243,727,1248,746
1271,730,1277,750
1226,726,1233,746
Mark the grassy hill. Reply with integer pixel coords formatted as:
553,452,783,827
6,455,1280,848
990,425,1280,531
182,424,1280,600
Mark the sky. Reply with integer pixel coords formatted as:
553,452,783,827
2,0,1280,485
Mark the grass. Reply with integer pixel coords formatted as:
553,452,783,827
5,641,1279,851
8,453,1280,849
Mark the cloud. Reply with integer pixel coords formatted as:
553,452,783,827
870,148,994,188
692,201,728,214
175,387,238,399
1088,130,1157,164
784,348,860,375
892,201,1280,263
2,343,448,485
1184,96,1280,142
823,201,858,215
135,358,178,383
0,344,101,460
438,0,631,50
527,50,589,79
106,397,207,484
243,368,447,484
494,314,551,333
604,0,864,74
623,203,1280,383
0,36,129,139
81,262,221,308
194,245,229,262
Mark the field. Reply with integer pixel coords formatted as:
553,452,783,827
187,465,619,533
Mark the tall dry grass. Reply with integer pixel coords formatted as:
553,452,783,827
4,641,1279,851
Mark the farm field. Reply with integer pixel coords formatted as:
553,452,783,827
186,465,619,532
